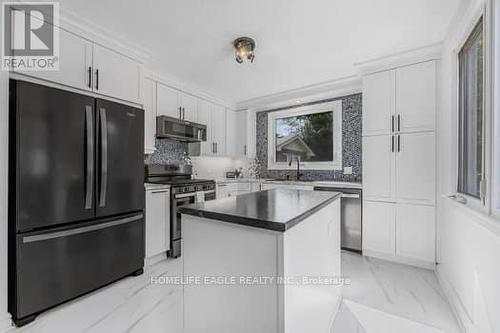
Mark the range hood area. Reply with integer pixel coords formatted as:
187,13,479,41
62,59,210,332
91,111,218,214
156,115,207,142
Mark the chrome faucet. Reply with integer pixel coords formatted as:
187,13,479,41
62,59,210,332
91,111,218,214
288,156,303,181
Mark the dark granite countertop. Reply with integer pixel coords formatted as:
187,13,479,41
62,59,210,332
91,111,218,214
179,189,341,232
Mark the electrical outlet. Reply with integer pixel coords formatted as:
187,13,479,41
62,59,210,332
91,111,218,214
344,167,353,175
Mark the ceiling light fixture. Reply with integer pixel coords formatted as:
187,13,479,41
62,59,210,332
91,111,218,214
233,37,255,64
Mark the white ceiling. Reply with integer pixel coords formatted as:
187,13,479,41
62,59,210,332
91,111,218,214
56,0,465,105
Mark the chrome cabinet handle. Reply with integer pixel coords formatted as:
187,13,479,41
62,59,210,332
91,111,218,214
85,106,94,209
87,66,92,88
397,115,401,132
95,69,99,90
99,107,108,207
183,107,186,120
391,135,395,153
391,115,395,133
179,106,182,120
397,134,401,152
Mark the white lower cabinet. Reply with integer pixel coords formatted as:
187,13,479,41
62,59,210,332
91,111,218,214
363,200,435,266
362,201,396,256
396,204,435,262
145,187,170,258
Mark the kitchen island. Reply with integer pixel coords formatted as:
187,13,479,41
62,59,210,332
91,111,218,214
179,189,342,333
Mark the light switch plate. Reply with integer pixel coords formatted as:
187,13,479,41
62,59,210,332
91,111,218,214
344,167,353,175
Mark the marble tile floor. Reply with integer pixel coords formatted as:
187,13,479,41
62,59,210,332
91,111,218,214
335,251,461,333
7,257,184,333
5,252,461,333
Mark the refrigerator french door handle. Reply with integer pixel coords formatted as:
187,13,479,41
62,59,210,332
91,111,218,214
22,213,144,243
85,106,94,209
397,134,401,152
391,135,395,153
99,107,108,207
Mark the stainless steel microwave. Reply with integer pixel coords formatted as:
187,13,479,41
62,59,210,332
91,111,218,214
156,115,207,142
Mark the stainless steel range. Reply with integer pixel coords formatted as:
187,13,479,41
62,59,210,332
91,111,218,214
145,164,216,258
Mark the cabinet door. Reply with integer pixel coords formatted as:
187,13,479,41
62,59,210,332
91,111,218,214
235,111,248,156
396,132,435,205
16,28,92,91
225,110,237,156
396,61,436,133
157,83,181,119
198,100,214,155
396,204,435,262
145,189,170,258
180,92,198,122
362,201,396,256
362,70,396,136
142,79,156,154
216,184,229,199
362,135,396,202
92,44,140,103
212,105,227,155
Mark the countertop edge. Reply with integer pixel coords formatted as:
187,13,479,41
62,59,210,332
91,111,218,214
179,192,341,232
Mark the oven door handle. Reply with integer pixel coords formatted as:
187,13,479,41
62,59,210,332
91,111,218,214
174,192,197,199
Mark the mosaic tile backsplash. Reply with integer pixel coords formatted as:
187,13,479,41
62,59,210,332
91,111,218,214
256,93,362,182
145,139,188,165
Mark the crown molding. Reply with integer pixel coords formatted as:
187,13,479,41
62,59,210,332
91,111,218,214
235,75,362,111
57,8,153,64
354,42,443,76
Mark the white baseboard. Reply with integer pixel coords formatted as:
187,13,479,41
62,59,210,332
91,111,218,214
0,313,12,333
435,266,470,333
363,250,436,270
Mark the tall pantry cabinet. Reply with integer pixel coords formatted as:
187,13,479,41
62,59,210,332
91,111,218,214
362,60,437,268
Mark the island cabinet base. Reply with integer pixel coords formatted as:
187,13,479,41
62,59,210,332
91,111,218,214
181,199,342,333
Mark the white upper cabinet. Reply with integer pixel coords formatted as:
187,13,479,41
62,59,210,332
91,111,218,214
396,132,436,205
92,44,141,103
362,60,436,136
18,29,93,92
13,27,141,103
157,85,200,122
362,135,396,202
157,83,181,118
211,104,227,155
226,110,248,157
180,92,198,122
396,61,436,133
362,70,396,136
197,99,214,155
142,78,157,154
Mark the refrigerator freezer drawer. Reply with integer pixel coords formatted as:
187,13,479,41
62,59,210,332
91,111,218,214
10,213,145,323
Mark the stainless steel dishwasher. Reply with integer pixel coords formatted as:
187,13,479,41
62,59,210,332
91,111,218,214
313,187,362,253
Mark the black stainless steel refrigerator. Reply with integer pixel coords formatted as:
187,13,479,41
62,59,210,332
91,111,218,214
8,80,145,326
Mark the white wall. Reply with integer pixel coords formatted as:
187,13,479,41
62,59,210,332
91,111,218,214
0,70,11,331
191,156,250,180
436,0,499,332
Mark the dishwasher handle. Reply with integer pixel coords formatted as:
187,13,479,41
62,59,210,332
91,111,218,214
342,193,360,199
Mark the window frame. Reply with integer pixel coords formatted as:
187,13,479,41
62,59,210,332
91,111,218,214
456,16,487,210
267,100,343,171
451,3,495,216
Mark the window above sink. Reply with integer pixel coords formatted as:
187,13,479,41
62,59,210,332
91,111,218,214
267,100,343,171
